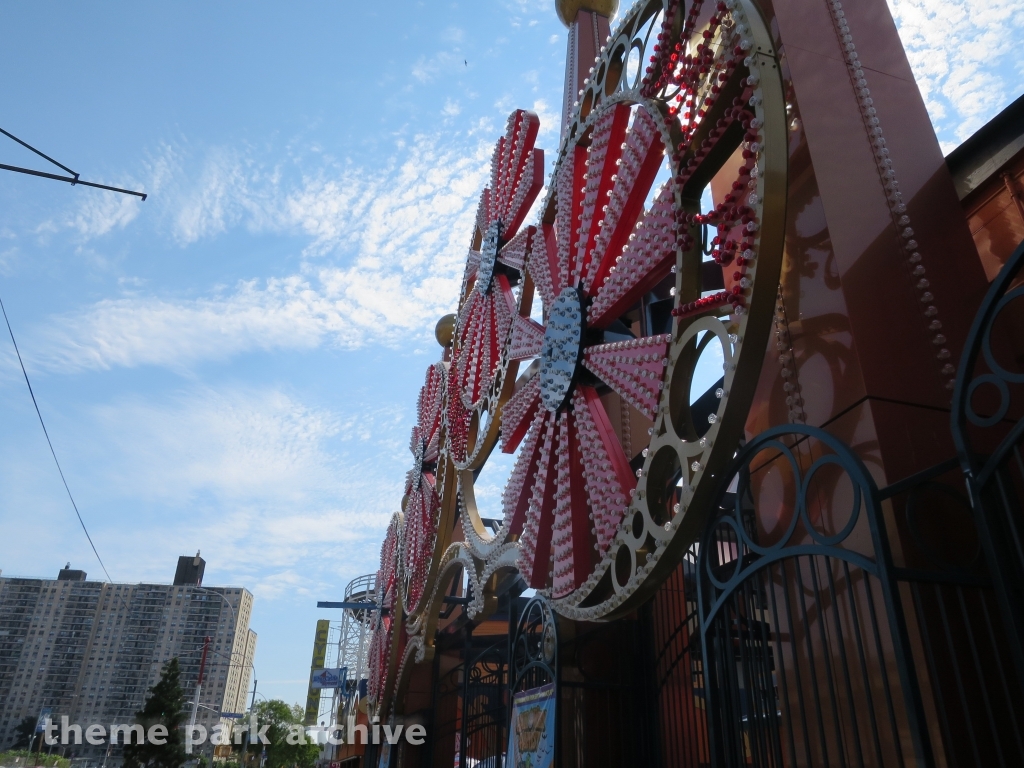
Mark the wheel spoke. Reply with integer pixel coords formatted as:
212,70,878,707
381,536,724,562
509,315,545,362
454,295,483,405
574,104,630,287
506,148,543,237
404,477,438,612
501,406,546,538
473,188,490,244
446,360,469,464
417,364,444,462
583,107,665,294
492,110,542,238
496,225,532,271
554,146,587,292
494,273,516,346
551,412,595,597
588,181,677,327
573,386,637,556
583,334,672,421
501,374,541,453
515,411,558,589
463,248,481,287
529,226,558,309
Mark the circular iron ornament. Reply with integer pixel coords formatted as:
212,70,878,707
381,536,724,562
510,596,559,695
697,424,882,613
473,0,786,618
981,287,1024,385
799,453,864,548
958,283,1024,431
447,109,545,474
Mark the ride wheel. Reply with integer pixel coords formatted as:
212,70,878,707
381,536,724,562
402,362,445,616
448,109,545,472
367,513,404,714
495,0,786,616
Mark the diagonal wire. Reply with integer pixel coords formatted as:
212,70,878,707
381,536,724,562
0,292,115,584
0,126,78,178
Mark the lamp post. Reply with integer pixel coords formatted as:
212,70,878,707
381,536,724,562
185,637,210,755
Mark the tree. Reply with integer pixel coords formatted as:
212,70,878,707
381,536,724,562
10,715,36,749
241,701,318,768
122,657,187,768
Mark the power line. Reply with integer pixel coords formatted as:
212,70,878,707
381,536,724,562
0,127,78,178
0,126,147,199
0,293,115,584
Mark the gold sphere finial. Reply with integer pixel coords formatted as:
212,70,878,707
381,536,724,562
435,313,457,347
555,0,619,27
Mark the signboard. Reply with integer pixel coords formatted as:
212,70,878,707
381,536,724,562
311,667,347,689
506,684,556,768
304,620,331,725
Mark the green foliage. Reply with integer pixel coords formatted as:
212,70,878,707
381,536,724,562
122,657,188,768
0,751,70,768
240,700,319,768
9,716,36,750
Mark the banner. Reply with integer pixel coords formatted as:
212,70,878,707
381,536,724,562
506,683,556,768
304,619,331,724
311,667,347,689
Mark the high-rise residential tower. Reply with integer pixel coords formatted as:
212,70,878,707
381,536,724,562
0,555,256,764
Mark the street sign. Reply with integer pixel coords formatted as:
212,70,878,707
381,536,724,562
311,667,347,689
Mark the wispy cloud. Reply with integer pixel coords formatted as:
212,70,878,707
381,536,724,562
888,0,1024,148
79,386,409,594
68,188,143,238
30,133,493,372
412,51,466,84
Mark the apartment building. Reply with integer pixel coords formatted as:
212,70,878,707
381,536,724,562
0,555,256,764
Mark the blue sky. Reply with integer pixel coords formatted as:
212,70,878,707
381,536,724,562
0,1,1020,707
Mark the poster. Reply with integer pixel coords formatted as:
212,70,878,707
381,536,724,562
506,683,556,768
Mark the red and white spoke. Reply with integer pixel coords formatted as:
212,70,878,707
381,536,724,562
449,109,544,468
367,514,401,708
402,363,444,615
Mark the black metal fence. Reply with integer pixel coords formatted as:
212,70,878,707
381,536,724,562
642,242,1024,767
696,425,936,767
428,631,508,768
952,239,1024,699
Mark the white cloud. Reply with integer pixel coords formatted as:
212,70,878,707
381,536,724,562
888,0,1024,145
531,98,561,141
92,387,346,502
78,386,409,594
68,188,143,238
411,51,465,84
30,134,493,372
